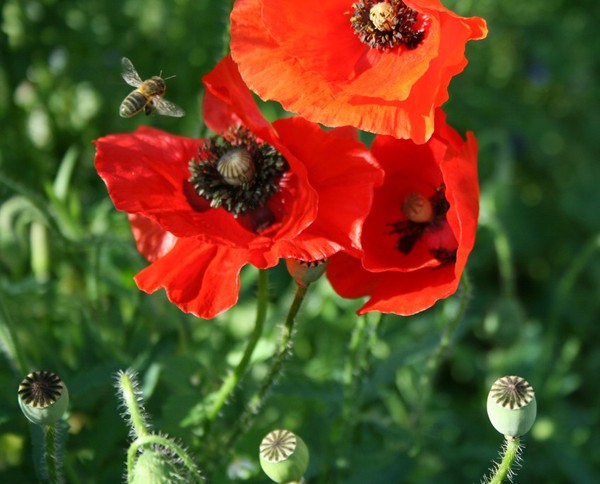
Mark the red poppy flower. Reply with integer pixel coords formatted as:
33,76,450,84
230,0,487,144
327,110,479,315
94,56,383,319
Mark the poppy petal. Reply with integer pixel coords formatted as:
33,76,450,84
134,239,249,319
231,0,488,142
327,111,479,315
128,213,176,262
271,117,384,259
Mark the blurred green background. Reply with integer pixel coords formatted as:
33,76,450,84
1,0,599,482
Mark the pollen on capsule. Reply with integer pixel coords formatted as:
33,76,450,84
369,2,396,32
216,148,256,186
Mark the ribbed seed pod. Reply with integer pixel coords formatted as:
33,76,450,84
259,429,309,483
18,371,69,426
216,148,255,186
486,375,537,438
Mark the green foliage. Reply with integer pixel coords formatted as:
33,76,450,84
1,0,600,482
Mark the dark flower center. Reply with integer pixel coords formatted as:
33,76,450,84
188,127,289,219
388,184,456,263
350,1,426,51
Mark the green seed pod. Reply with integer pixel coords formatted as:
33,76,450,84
18,371,69,426
285,259,328,287
486,375,537,438
259,429,309,483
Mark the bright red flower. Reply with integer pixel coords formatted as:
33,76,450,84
327,110,479,315
230,0,487,144
94,56,383,319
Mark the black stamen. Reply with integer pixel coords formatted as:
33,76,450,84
188,127,289,220
388,185,453,262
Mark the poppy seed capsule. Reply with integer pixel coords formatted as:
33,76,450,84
402,192,434,223
286,258,328,287
370,2,395,32
18,371,69,426
216,148,255,186
486,375,537,438
259,429,309,483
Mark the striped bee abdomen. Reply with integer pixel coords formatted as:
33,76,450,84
119,91,149,118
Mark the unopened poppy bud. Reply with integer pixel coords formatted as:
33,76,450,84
131,449,180,484
18,371,69,426
402,192,434,223
370,2,395,32
486,375,537,438
259,429,309,483
286,259,328,287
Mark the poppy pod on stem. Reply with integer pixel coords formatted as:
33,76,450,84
327,110,479,315
230,0,487,143
94,55,383,319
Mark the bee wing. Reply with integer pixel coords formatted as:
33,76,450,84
152,97,185,117
121,57,143,87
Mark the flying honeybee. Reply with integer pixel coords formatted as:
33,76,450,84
119,57,185,118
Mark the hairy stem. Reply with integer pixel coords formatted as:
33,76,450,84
334,313,382,475
225,283,309,451
30,421,66,484
205,269,269,423
118,370,150,438
484,437,522,484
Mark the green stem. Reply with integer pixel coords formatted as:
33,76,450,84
127,434,203,484
334,313,382,473
484,216,515,299
410,274,471,454
225,283,309,450
30,422,66,483
118,371,150,438
44,425,54,481
485,437,522,484
538,234,600,387
205,269,269,422
0,292,28,375
419,273,471,397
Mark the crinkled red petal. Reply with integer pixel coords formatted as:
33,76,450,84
134,238,251,319
270,117,383,260
327,251,458,315
95,127,270,248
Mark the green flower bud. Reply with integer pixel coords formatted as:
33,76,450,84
131,449,179,484
285,259,328,287
259,429,309,483
18,371,69,426
487,375,537,438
